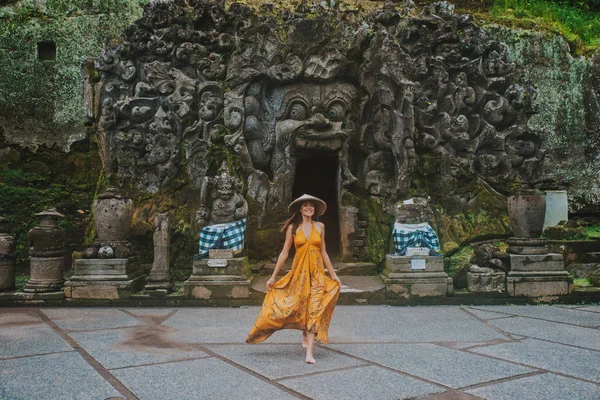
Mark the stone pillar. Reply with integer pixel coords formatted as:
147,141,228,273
25,208,65,293
381,255,453,298
65,189,144,299
0,215,16,291
145,213,173,294
184,250,252,300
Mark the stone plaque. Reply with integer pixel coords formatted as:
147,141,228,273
406,247,430,256
207,259,228,268
410,259,426,270
209,249,233,259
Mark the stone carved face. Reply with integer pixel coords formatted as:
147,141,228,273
271,82,357,151
216,180,234,200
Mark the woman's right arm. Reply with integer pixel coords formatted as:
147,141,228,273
266,225,294,290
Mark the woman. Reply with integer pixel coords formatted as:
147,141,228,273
246,194,341,364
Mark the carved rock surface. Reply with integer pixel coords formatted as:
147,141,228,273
96,1,541,214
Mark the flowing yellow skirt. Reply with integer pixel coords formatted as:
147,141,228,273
246,225,340,344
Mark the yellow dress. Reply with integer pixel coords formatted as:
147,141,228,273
246,223,340,344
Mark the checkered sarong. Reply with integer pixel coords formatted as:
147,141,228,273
392,222,441,256
195,218,246,259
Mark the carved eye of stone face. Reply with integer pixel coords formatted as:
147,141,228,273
327,102,345,121
287,101,308,121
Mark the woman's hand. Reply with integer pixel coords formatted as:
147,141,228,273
266,277,275,291
332,275,341,286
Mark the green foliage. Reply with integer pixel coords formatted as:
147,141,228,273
573,277,592,286
490,0,600,54
444,245,474,289
587,223,600,238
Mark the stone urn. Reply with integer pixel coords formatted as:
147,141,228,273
25,208,65,292
508,189,546,238
0,215,16,291
94,188,133,242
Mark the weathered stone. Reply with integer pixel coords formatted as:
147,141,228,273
381,255,452,297
145,214,173,293
93,189,133,242
184,257,252,299
25,209,65,293
507,253,573,297
209,249,234,259
510,254,564,272
65,258,144,299
467,266,506,292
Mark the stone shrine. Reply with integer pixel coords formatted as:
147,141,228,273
381,197,452,298
184,166,253,300
506,190,573,297
65,189,144,299
24,208,65,293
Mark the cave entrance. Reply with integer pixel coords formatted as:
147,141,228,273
293,154,340,258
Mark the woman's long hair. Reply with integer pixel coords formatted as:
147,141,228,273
280,210,302,234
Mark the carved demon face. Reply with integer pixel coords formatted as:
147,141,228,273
272,82,357,151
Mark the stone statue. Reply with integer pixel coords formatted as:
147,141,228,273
197,162,248,228
393,197,441,256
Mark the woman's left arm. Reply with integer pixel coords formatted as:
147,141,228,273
319,223,341,285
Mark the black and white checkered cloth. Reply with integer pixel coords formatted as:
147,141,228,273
195,218,247,259
392,222,441,256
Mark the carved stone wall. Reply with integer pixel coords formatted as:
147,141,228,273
94,1,547,261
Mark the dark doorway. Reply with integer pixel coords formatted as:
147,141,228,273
293,155,340,257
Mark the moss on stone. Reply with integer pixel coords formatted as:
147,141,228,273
444,245,474,289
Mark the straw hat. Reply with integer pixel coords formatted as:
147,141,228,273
288,194,327,216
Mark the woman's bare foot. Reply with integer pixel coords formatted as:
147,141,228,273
302,331,308,348
305,331,316,363
305,355,315,364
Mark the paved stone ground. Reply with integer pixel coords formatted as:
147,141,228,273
1,305,600,400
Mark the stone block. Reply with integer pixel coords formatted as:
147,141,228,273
509,254,564,272
69,258,143,281
190,257,250,279
184,257,253,299
70,285,120,300
467,269,506,292
384,255,444,274
506,276,573,297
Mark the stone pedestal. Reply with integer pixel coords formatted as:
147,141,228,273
64,258,144,299
507,254,573,297
381,255,453,298
184,257,252,299
467,266,506,292
25,209,65,293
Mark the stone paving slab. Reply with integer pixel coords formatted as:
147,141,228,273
330,343,535,389
110,357,297,400
0,352,121,400
205,344,366,380
463,308,517,321
470,305,600,327
328,306,507,343
0,323,73,359
69,327,210,370
279,364,444,400
487,316,600,351
466,373,600,400
40,308,144,331
469,338,600,383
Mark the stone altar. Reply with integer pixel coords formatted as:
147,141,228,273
381,197,452,298
65,190,144,299
184,166,252,299
506,190,573,297
24,209,65,293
